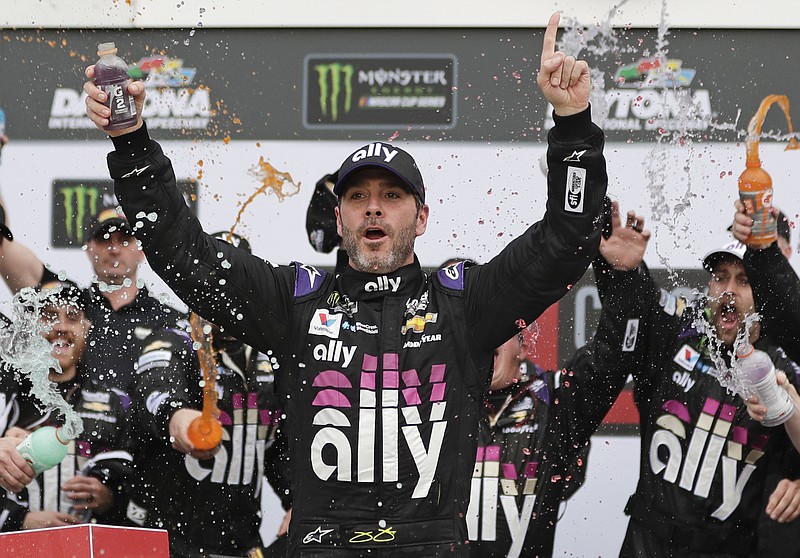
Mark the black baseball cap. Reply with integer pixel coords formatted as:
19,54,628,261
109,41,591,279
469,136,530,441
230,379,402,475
89,207,133,240
306,172,341,254
211,230,252,254
334,142,425,203
36,279,88,313
0,205,13,241
776,211,791,244
702,240,746,273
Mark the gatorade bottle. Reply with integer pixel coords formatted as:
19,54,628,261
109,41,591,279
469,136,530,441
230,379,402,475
736,343,795,427
16,426,69,474
94,42,138,131
738,95,800,246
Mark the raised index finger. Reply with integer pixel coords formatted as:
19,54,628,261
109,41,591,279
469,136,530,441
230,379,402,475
540,12,561,68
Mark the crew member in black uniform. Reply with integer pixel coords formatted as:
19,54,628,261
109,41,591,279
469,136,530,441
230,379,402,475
0,213,37,493
125,232,286,558
85,13,607,557
466,335,597,558
0,205,181,395
598,201,800,557
732,203,800,557
0,281,132,531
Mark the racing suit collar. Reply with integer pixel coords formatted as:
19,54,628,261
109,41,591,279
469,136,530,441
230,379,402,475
338,256,424,301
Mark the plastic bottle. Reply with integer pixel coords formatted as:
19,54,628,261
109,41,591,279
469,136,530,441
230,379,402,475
94,42,138,131
736,343,795,427
16,426,69,474
737,95,800,246
59,470,92,523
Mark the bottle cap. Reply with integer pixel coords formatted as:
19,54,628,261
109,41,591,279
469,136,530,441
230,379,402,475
97,42,118,56
54,427,69,445
736,342,755,358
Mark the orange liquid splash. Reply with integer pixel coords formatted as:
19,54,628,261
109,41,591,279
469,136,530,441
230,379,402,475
188,155,301,448
739,95,800,245
234,157,300,235
187,312,222,450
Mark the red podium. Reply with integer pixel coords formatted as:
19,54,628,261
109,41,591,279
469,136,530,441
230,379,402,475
0,524,169,557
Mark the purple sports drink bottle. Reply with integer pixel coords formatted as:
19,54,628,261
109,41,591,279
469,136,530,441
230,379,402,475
94,42,138,131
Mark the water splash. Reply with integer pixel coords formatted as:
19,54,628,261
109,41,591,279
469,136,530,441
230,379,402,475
0,287,83,440
693,307,760,398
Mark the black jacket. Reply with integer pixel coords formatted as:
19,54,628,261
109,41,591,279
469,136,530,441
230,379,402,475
0,369,132,531
126,327,283,558
107,108,607,557
598,261,800,557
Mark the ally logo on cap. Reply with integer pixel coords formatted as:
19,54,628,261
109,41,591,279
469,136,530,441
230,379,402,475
350,142,400,164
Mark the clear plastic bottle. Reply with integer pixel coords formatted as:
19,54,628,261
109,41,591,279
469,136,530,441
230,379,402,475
94,42,138,131
59,469,92,523
16,426,69,474
736,343,796,427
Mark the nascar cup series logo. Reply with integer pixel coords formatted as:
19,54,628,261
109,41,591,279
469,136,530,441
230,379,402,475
49,55,211,130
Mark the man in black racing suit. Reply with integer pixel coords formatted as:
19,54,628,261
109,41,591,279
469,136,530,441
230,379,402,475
85,13,607,557
599,202,800,557
0,281,132,531
126,320,285,557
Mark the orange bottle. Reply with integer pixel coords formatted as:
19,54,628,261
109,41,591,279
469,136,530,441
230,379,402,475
738,95,800,245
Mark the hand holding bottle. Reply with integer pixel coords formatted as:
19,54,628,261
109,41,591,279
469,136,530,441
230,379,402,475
745,369,799,423
62,473,114,516
169,408,220,460
16,426,69,475
0,435,36,492
83,59,145,137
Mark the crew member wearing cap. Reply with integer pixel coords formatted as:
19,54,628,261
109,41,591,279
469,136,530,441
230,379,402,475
0,205,181,394
731,203,800,558
84,14,606,556
125,232,289,558
0,281,132,532
595,201,800,557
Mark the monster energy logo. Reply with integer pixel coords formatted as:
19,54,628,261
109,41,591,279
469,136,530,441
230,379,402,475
315,63,354,122
61,185,101,244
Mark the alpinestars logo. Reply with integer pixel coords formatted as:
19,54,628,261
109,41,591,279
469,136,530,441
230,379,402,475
467,445,539,558
121,165,151,179
310,353,448,499
650,396,769,520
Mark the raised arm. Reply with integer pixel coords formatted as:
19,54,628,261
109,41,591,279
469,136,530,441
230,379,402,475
465,13,606,352
83,68,294,350
733,200,800,363
0,207,46,293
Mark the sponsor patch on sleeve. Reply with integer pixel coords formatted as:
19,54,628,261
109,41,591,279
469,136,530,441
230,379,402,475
136,349,173,374
622,319,639,352
564,166,586,213
145,391,171,416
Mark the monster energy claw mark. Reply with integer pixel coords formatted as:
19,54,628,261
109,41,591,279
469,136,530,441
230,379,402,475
315,63,354,122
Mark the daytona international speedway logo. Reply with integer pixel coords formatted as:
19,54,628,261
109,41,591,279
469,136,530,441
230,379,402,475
304,54,457,129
